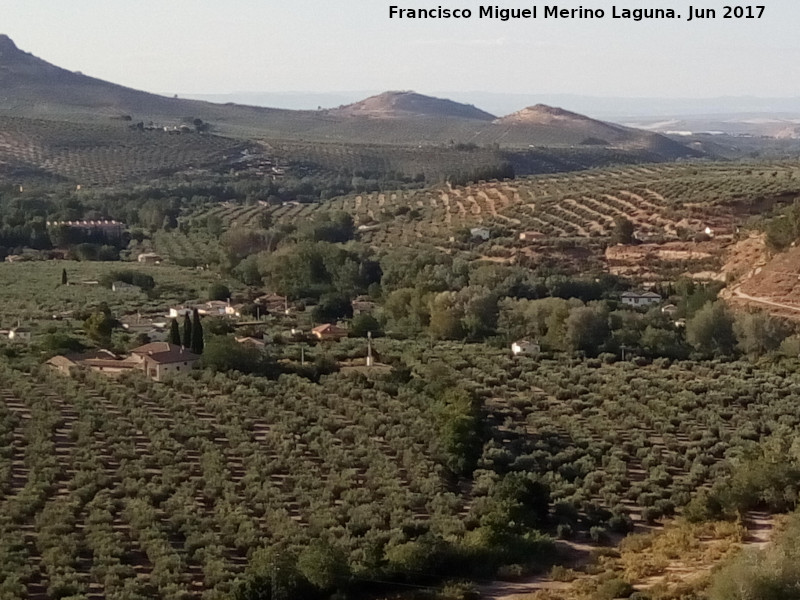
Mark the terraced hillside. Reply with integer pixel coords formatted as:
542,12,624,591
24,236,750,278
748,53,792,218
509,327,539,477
231,162,800,250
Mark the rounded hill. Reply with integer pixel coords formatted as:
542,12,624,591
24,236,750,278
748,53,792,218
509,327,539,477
330,91,496,121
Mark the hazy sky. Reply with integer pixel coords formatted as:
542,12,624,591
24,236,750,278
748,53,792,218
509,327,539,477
4,0,800,98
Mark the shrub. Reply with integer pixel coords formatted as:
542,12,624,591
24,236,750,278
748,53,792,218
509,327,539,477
596,578,635,600
208,283,231,301
589,526,610,544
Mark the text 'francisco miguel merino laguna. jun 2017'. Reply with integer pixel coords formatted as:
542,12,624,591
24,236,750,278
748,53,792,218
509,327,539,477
388,5,766,22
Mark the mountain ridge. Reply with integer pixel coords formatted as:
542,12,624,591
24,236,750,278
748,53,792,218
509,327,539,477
0,34,698,159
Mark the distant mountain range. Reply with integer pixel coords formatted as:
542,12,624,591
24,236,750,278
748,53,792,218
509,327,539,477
183,90,800,120
183,90,800,137
0,34,698,159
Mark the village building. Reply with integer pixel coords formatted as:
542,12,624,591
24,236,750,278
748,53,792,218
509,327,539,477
81,356,140,375
198,301,229,316
511,340,540,356
8,327,32,343
46,220,125,240
235,336,267,349
519,231,545,242
311,323,348,341
621,291,662,307
137,252,162,264
352,297,377,315
130,342,200,382
46,355,82,376
46,350,134,376
112,281,141,294
48,345,198,381
255,293,289,314
470,227,491,241
198,300,242,318
168,307,193,319
661,303,678,316
121,322,169,343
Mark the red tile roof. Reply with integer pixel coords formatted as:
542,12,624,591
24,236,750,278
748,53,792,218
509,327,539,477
131,342,200,364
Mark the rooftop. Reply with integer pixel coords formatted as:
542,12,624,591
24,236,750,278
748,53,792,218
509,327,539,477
131,342,200,364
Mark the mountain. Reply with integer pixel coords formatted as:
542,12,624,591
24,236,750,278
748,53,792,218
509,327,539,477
0,34,699,171
328,91,495,121
0,34,194,117
498,104,601,125
494,103,635,144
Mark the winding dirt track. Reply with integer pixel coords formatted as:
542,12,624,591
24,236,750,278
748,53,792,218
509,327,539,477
730,286,800,313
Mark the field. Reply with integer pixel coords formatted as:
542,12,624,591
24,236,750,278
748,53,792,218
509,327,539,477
2,334,800,598
2,148,800,600
0,117,251,184
179,162,800,256
0,262,226,321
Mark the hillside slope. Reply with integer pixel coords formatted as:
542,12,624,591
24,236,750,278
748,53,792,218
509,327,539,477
329,91,496,121
0,34,698,159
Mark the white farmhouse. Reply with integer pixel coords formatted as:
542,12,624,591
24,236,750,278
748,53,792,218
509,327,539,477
470,227,491,241
621,291,662,308
8,327,32,343
511,339,540,356
112,281,141,294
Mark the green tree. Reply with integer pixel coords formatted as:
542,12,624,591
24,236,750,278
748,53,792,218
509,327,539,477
42,332,84,354
462,288,499,340
202,336,273,375
480,473,550,532
208,283,231,301
191,309,204,354
429,291,465,340
296,541,349,591
433,386,482,476
349,313,381,338
734,311,792,356
60,268,67,286
564,305,610,355
611,216,635,245
686,301,737,356
168,319,181,346
206,215,224,237
311,293,352,323
183,313,192,348
84,311,116,343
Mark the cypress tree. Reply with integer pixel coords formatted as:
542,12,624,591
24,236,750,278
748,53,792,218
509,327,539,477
191,308,204,354
183,313,192,348
61,268,68,285
168,318,181,346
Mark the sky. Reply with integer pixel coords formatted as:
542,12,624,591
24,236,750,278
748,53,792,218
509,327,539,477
4,0,800,99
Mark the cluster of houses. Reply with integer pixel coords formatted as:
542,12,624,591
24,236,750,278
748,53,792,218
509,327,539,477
510,289,681,357
47,342,201,382
46,220,126,240
45,323,357,382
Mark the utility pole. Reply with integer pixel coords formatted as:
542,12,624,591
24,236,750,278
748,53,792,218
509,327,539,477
300,345,305,366
366,330,373,367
